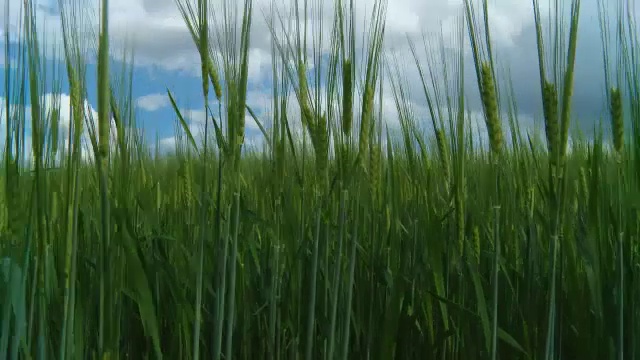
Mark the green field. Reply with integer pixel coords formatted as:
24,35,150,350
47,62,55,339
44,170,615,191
1,0,639,358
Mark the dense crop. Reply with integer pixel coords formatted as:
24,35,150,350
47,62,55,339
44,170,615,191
1,0,640,359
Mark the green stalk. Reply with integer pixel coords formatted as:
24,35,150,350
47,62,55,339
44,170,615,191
96,0,111,354
341,202,359,360
491,161,501,360
268,202,281,359
192,0,210,357
327,189,347,359
224,192,241,359
617,163,624,360
213,204,230,360
305,206,322,359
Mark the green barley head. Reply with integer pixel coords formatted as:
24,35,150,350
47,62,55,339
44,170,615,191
315,114,329,181
238,110,246,147
369,141,381,204
610,86,624,154
207,55,223,101
480,62,503,154
200,55,209,99
298,61,313,126
199,25,209,99
435,128,450,184
69,73,85,143
342,59,353,137
542,81,559,164
359,82,375,160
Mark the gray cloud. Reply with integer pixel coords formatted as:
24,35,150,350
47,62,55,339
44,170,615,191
387,1,619,138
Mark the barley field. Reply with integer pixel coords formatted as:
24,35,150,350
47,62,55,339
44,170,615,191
0,0,639,359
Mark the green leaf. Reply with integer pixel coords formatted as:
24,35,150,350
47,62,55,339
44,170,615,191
498,327,528,356
207,106,228,152
167,89,199,155
120,235,164,359
468,259,491,354
245,105,272,148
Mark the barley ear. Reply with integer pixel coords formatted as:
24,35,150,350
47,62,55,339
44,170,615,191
359,82,375,162
610,86,624,154
480,62,503,154
435,128,450,184
369,141,381,205
207,55,223,101
298,61,313,127
316,114,329,180
542,81,559,165
342,59,353,137
199,24,209,99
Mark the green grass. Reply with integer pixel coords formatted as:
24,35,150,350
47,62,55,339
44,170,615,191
1,0,640,358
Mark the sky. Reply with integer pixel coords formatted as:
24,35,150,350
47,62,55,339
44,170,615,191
0,0,632,156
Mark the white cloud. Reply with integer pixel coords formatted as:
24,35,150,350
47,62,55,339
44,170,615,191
136,93,170,111
0,92,126,167
1,0,627,155
1,0,553,74
159,136,176,151
0,54,18,69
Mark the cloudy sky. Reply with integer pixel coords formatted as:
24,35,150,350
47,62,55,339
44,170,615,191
0,0,632,153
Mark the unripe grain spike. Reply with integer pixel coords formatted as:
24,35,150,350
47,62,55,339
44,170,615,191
542,81,559,164
207,55,223,100
610,87,624,154
359,82,375,160
342,59,353,137
479,62,503,154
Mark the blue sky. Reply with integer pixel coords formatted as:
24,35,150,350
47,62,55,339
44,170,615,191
0,0,634,156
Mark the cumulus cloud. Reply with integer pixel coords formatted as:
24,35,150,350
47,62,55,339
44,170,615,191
0,92,127,166
0,0,556,74
136,93,170,111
